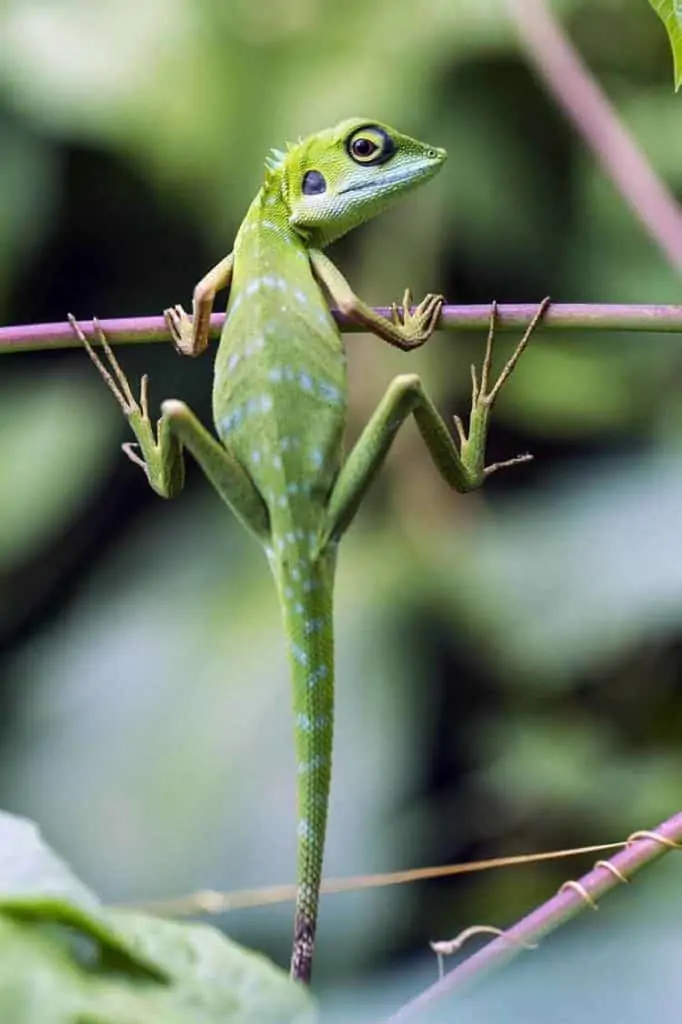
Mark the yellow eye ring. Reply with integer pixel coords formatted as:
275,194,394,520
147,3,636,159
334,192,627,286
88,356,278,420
346,125,395,166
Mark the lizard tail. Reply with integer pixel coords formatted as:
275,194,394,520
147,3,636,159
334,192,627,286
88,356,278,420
279,555,335,985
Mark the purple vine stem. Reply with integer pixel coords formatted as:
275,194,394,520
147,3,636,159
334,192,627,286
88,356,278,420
3,304,682,354
507,0,682,271
386,811,682,1022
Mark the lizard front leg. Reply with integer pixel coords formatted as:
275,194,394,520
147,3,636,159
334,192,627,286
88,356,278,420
309,248,443,351
69,316,270,543
320,298,550,547
164,251,234,357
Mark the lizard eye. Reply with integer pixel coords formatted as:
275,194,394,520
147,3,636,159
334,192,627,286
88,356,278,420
350,137,378,160
346,125,395,166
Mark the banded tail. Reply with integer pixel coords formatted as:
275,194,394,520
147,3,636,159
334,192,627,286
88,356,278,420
276,552,335,984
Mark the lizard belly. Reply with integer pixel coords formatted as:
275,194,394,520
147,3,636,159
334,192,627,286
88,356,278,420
213,293,347,535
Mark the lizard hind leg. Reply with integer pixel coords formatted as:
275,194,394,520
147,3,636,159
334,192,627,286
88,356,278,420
320,297,550,546
69,314,185,498
159,400,270,543
70,315,269,545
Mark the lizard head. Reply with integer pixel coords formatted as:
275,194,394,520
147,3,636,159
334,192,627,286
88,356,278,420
271,118,447,247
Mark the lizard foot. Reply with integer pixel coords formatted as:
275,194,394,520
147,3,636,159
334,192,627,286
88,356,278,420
390,288,444,349
163,303,195,356
453,296,551,478
68,314,157,478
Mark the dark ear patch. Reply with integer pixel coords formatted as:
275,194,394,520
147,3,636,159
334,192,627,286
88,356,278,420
302,170,326,195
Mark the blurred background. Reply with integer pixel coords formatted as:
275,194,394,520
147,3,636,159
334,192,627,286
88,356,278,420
0,0,681,1018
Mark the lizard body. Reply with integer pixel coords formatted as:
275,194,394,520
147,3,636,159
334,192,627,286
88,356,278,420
70,118,547,984
218,181,345,981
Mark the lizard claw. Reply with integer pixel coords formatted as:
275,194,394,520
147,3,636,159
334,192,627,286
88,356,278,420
69,314,139,416
164,303,195,356
484,452,534,477
390,289,444,349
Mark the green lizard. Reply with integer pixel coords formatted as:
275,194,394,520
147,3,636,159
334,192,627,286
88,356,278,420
69,118,548,985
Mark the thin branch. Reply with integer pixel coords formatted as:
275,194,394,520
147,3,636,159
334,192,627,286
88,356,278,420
127,841,623,918
507,0,682,271
4,304,682,354
385,812,682,1022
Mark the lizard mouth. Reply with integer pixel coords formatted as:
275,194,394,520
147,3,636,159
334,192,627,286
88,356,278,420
337,160,442,195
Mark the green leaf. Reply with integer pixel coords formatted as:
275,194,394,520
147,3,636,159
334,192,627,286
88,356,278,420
648,0,682,90
0,810,166,981
0,911,316,1024
0,811,315,1023
0,810,100,910
99,909,317,1024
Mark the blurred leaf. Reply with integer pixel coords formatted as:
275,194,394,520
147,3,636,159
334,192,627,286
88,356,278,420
0,809,99,910
648,0,682,89
0,809,166,981
0,811,315,1023
101,910,316,1024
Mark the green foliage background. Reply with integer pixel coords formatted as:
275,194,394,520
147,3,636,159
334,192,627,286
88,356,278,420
0,0,681,1015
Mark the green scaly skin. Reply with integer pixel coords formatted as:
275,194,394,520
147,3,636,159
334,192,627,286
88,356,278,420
69,118,549,985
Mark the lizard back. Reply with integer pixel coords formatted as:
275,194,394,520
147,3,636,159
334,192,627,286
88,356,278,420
213,190,348,544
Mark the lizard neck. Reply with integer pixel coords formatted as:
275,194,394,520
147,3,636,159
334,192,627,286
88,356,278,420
233,184,305,266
